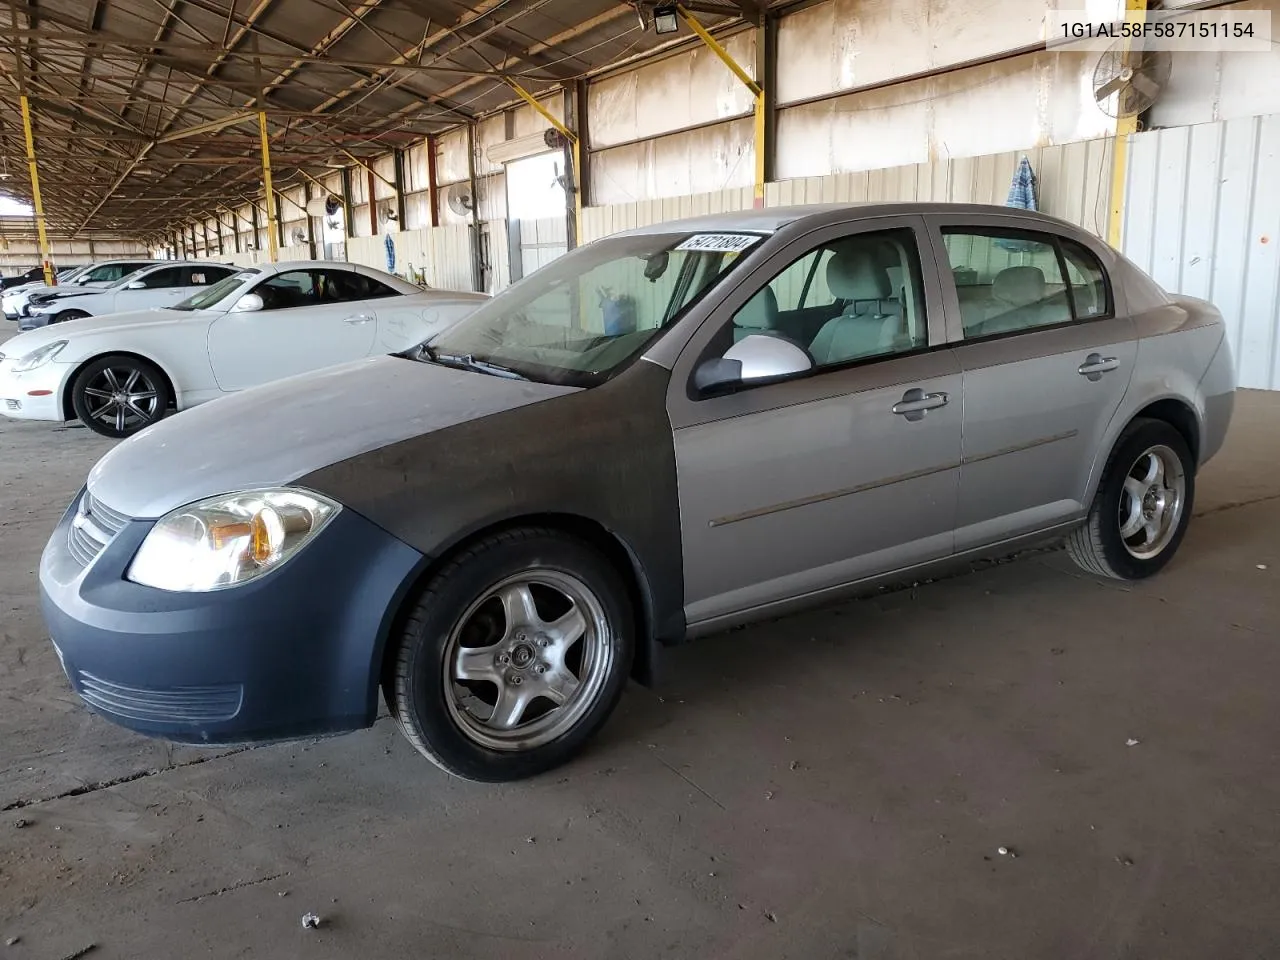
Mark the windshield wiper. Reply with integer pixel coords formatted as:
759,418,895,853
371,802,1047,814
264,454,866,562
416,344,528,380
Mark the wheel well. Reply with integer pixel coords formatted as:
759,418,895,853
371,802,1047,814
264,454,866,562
1133,398,1200,463
61,352,178,420
380,513,660,692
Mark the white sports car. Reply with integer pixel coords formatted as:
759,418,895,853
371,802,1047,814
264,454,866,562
0,260,488,438
20,260,237,329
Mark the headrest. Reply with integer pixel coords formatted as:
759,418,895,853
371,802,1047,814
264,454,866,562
992,266,1046,306
827,244,893,301
736,285,779,329
884,265,904,295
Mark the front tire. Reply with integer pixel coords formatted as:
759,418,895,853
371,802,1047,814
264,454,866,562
388,528,635,782
70,355,172,438
1066,418,1196,580
52,309,90,324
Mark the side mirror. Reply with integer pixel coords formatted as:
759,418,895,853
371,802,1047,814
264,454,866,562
693,334,813,395
125,280,146,290
75,277,90,285
231,293,264,313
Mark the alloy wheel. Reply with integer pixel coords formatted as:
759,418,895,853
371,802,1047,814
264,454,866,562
443,569,613,752
81,365,162,435
1118,443,1186,560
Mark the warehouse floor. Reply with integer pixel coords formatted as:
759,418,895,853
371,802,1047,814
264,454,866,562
3,327,1279,958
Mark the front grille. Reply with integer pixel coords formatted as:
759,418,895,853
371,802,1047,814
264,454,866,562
67,491,131,569
77,671,243,724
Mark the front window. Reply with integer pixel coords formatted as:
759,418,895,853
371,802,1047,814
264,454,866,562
172,270,259,311
419,231,764,386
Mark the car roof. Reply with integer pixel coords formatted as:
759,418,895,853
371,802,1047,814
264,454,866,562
619,202,1085,237
252,260,387,274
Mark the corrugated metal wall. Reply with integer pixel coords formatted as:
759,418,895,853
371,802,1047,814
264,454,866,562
1122,113,1280,391
581,138,1113,244
344,225,474,291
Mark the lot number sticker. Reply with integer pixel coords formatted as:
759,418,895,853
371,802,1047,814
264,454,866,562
675,233,760,253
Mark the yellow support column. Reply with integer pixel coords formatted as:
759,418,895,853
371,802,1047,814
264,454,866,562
1107,0,1148,249
678,5,766,208
18,96,54,286
258,111,279,263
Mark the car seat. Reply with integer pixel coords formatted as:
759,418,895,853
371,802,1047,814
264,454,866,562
809,243,901,364
982,265,1050,334
733,285,780,343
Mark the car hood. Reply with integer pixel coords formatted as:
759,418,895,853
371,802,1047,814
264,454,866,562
3,281,46,298
87,354,580,519
30,287,97,304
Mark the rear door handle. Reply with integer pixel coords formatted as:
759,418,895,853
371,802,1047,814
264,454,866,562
343,314,375,325
892,388,949,421
1078,353,1119,380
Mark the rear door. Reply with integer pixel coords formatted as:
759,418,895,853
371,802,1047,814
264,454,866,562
206,268,379,391
925,214,1136,550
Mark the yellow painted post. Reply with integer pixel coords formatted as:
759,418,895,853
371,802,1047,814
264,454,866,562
18,95,54,286
1107,0,1148,249
677,5,766,207
257,111,279,263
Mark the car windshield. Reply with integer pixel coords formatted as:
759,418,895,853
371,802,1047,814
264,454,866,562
172,270,259,311
417,230,764,386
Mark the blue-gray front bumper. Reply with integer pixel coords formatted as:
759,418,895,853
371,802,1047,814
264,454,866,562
39,492,424,744
18,313,51,331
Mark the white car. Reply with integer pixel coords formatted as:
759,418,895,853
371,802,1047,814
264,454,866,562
20,261,237,330
7,259,166,320
0,260,488,438
2,266,87,319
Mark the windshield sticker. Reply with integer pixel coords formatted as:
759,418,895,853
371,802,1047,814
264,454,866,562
674,233,760,253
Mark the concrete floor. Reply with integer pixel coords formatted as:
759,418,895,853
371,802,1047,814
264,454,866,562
3,325,1280,958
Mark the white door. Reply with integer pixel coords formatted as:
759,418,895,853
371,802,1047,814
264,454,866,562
115,264,235,312
206,268,379,391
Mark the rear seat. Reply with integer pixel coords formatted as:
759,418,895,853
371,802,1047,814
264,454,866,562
963,266,1071,336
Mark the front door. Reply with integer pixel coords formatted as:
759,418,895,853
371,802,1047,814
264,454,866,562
206,268,379,391
668,216,963,627
928,217,1137,550
118,264,232,311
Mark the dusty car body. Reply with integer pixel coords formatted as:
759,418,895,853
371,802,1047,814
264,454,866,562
40,203,1235,781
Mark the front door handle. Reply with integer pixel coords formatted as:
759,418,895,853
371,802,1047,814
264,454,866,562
1078,353,1119,381
343,314,375,325
892,388,949,422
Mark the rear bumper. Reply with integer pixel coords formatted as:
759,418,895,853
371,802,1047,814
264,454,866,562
40,492,425,744
1198,330,1236,466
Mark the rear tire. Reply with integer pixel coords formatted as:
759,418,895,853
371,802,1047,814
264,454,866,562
70,354,171,439
1066,418,1195,580
387,528,634,782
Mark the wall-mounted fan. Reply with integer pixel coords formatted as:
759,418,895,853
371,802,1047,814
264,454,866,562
290,227,307,245
447,183,478,217
378,204,398,225
1093,41,1172,118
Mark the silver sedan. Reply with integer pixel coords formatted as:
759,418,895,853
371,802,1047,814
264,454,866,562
41,203,1235,781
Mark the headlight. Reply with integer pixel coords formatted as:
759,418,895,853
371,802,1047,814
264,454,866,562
127,488,340,592
11,340,67,372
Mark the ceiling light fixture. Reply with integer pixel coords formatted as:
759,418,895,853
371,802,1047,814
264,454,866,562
653,3,680,34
